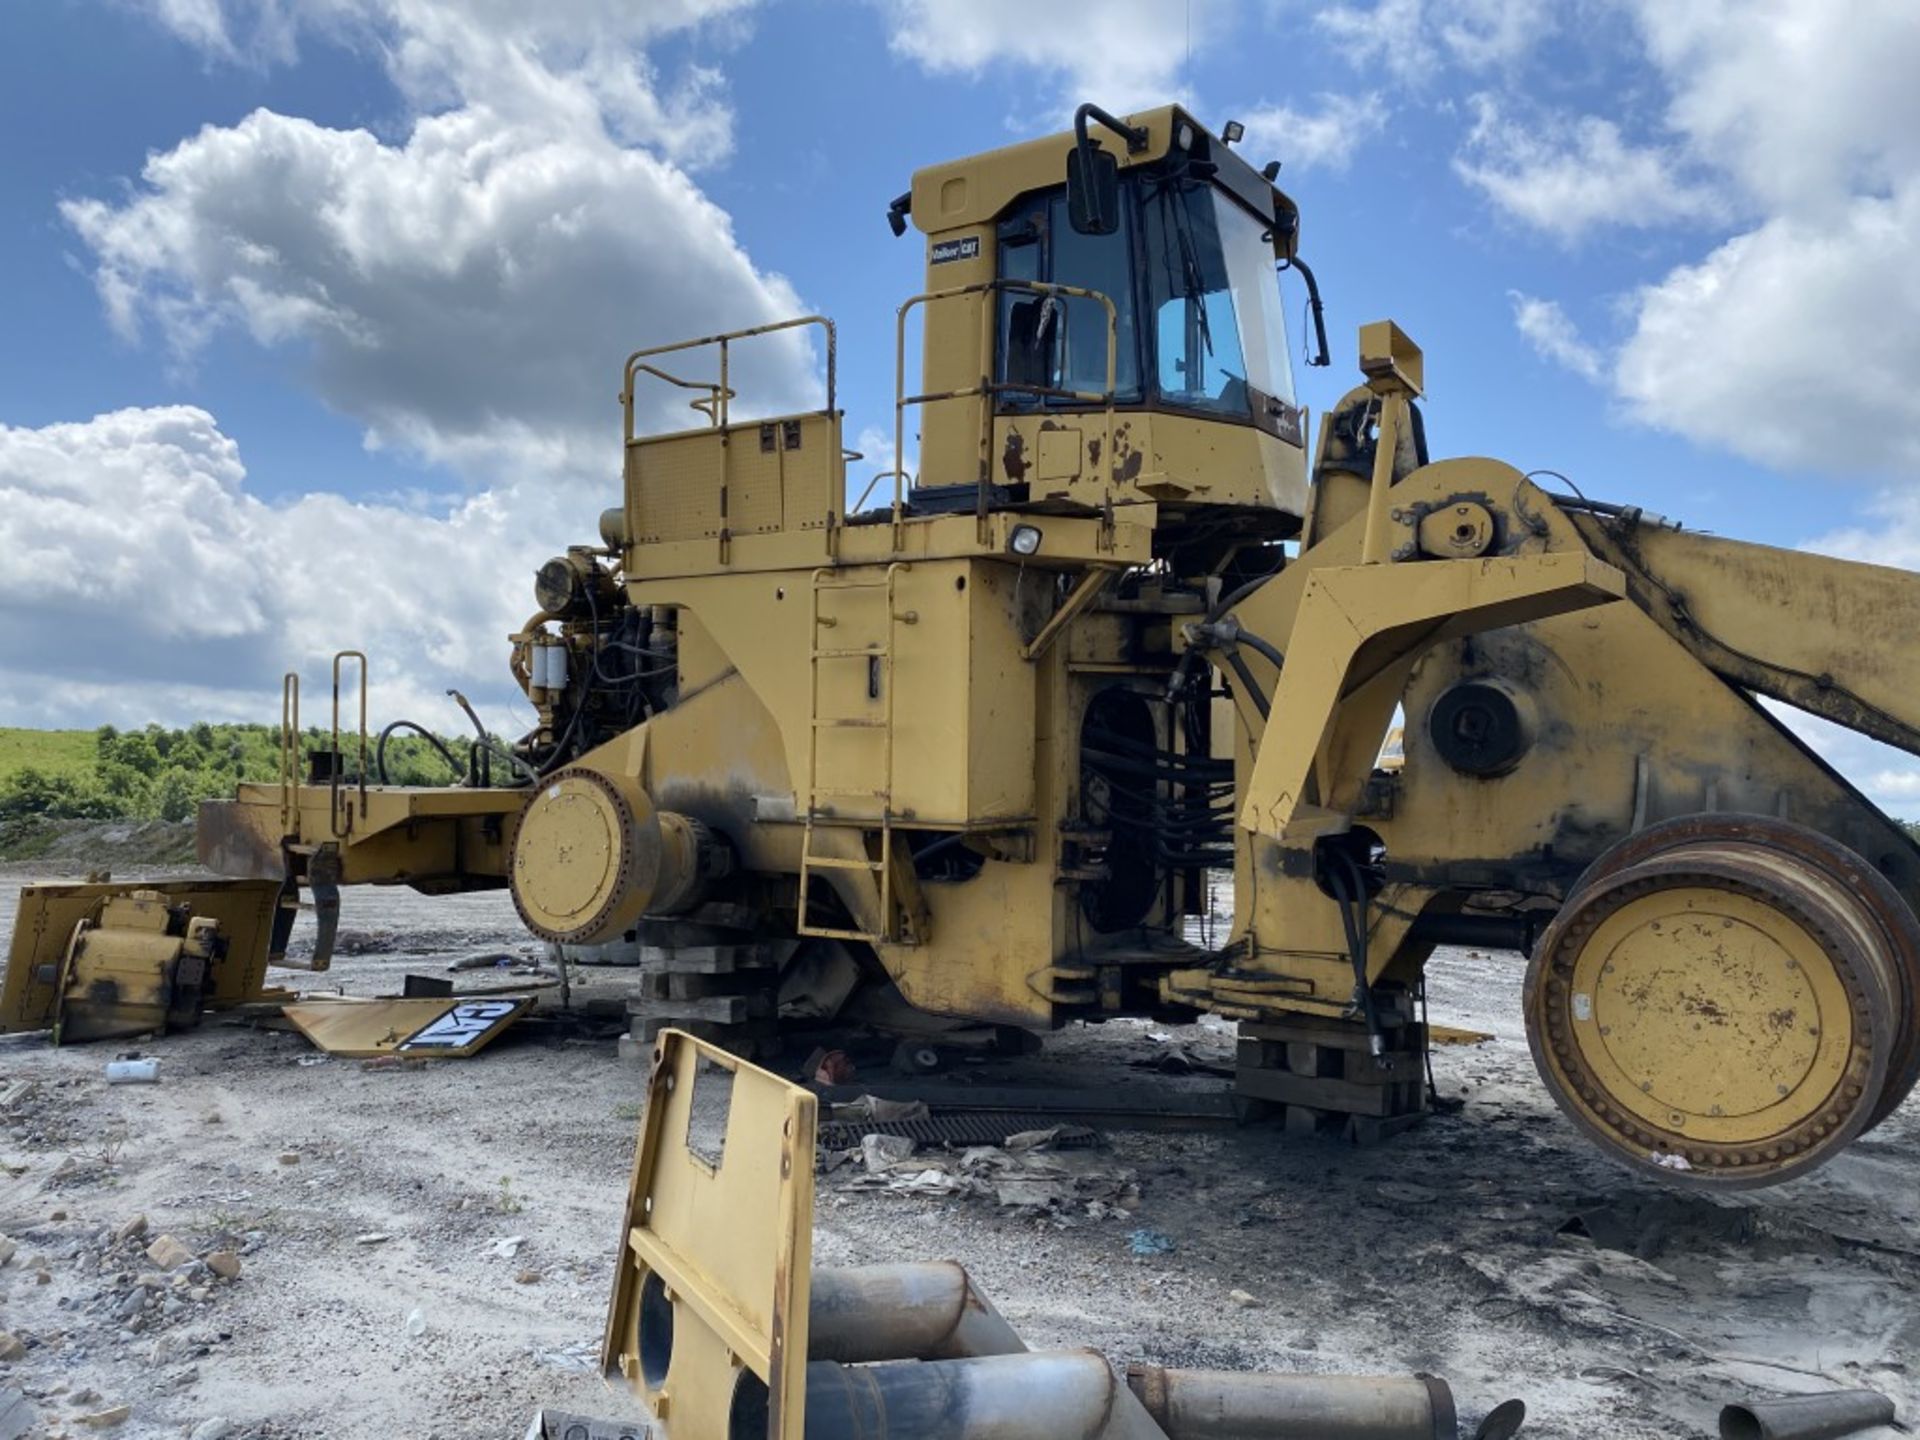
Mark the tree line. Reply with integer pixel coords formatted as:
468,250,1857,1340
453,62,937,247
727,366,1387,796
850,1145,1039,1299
0,723,465,823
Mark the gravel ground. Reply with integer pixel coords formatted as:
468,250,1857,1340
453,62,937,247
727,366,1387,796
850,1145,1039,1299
1,867,1915,1440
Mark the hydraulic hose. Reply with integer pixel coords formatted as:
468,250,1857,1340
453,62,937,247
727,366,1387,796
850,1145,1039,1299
373,720,465,785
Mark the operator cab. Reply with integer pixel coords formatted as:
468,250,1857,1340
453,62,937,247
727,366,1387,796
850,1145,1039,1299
900,105,1316,530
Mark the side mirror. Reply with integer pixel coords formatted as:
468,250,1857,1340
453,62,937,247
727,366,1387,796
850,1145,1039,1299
1067,144,1120,236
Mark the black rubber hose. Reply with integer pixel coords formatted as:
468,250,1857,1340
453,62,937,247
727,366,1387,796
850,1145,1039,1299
1224,650,1271,721
1328,851,1388,1057
375,720,465,785
1234,626,1286,672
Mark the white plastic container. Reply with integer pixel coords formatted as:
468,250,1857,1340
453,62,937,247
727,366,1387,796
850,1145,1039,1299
104,1058,159,1084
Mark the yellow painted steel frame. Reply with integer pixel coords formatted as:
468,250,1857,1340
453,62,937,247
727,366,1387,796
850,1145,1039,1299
1181,456,1920,1027
604,1030,816,1440
893,279,1118,539
0,878,281,1035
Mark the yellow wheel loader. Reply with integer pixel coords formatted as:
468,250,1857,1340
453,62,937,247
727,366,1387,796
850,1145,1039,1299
11,103,1920,1191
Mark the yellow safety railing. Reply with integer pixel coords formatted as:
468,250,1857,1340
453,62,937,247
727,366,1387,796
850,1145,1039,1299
892,279,1118,540
330,650,369,838
279,672,301,838
620,315,837,443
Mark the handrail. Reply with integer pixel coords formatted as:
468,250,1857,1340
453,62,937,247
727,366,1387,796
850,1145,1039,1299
330,650,368,838
628,363,737,429
620,314,837,443
893,280,1118,540
279,672,300,838
853,467,912,514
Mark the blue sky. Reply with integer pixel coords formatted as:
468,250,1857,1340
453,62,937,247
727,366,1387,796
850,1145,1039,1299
4,0,1919,804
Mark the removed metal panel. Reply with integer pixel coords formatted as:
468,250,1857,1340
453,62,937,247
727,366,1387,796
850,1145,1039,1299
281,995,531,1058
521,1410,648,1440
0,879,280,1040
603,1028,816,1440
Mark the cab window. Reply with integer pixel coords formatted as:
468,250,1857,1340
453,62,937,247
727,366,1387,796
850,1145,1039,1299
995,193,1141,405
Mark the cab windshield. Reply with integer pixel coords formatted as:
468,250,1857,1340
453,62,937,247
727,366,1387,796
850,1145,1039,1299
1141,180,1296,420
995,174,1296,432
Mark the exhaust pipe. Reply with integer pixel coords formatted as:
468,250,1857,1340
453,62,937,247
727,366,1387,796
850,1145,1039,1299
805,1352,1167,1440
1127,1364,1458,1440
1720,1390,1897,1440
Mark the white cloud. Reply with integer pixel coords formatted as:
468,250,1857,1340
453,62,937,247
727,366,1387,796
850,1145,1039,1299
18,0,824,727
63,105,817,484
1632,0,1920,219
69,0,819,489
1602,3,1920,475
0,407,559,731
1454,96,1722,242
1616,188,1920,474
1805,490,1920,573
1508,292,1602,381
881,0,1211,112
1313,0,1553,84
1236,93,1388,173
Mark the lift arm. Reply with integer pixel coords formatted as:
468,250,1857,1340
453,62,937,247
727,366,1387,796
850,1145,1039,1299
1572,512,1920,757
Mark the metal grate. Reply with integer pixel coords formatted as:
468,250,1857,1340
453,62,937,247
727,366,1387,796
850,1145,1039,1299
816,1111,1102,1152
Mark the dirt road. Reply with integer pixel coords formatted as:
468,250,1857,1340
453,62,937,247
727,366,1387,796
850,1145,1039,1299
1,868,1914,1439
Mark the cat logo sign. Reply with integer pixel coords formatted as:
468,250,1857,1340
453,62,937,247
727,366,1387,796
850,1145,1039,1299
281,995,532,1059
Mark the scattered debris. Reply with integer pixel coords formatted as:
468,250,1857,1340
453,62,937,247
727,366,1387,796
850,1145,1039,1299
188,1419,233,1440
114,1215,147,1243
0,1334,24,1362
829,1094,930,1124
831,1124,1138,1214
405,1308,427,1337
807,1047,856,1085
278,1151,301,1166
76,1403,132,1429
524,1409,647,1440
0,1239,13,1268
514,1268,541,1285
489,1236,528,1259
281,995,532,1058
1229,1288,1260,1308
103,1058,158,1084
205,1250,241,1280
1430,1024,1496,1047
860,1134,916,1174
144,1235,191,1269
0,1387,35,1440
355,1232,393,1246
1128,1227,1175,1257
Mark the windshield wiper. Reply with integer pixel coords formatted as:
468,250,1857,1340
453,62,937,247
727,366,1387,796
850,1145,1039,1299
1156,182,1214,359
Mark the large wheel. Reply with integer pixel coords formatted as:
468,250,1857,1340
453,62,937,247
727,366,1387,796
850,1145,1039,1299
1525,815,1920,1188
1569,815,1920,1130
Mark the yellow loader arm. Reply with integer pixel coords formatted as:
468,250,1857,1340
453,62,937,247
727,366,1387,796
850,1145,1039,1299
1572,514,1920,757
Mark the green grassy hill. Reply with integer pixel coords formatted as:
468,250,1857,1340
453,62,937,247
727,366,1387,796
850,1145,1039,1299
0,728,97,780
0,722,467,825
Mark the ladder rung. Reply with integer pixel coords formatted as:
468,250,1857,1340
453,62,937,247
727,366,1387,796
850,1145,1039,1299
813,647,886,659
813,718,886,729
816,576,894,590
804,855,885,873
797,922,886,942
811,787,889,799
